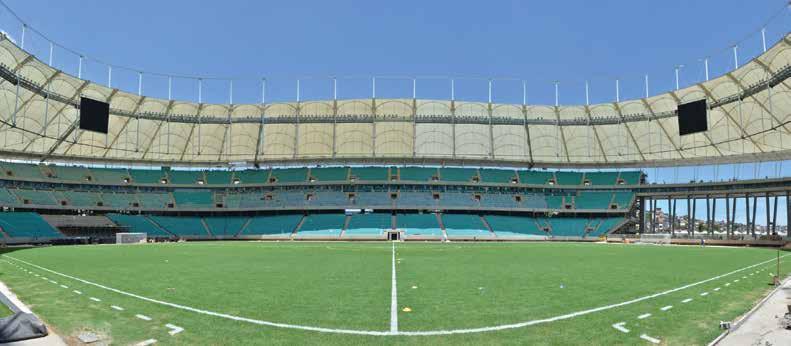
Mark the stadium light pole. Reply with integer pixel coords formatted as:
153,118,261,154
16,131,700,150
584,80,590,105
704,58,710,81
674,65,683,91
78,55,83,79
732,45,739,69
107,66,112,88
48,42,53,66
19,24,25,50
615,79,620,102
168,77,172,100
644,75,649,98
554,81,559,106
761,28,767,53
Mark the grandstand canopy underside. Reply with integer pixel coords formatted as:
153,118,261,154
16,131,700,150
1,34,791,168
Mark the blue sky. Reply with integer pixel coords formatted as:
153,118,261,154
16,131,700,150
2,0,789,226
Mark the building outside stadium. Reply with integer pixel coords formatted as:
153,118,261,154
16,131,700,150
0,1,789,345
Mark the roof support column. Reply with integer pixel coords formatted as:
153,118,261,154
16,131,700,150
293,80,300,159
488,79,494,159
372,77,377,158
451,79,456,159
691,197,696,237
411,78,417,158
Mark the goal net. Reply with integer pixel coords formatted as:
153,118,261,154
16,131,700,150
636,233,672,245
116,232,147,244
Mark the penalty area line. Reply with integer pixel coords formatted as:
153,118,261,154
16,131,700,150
3,253,788,337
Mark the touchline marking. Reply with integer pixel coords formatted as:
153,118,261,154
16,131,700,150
135,339,157,346
660,305,673,311
136,314,152,321
681,298,692,303
637,313,651,319
4,254,787,337
111,305,124,311
390,242,398,333
640,334,661,344
612,322,629,333
165,323,184,336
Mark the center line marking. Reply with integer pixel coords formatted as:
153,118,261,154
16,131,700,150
640,334,661,344
660,305,673,311
681,298,693,303
136,314,152,321
5,253,787,337
612,322,629,333
390,242,398,333
638,313,651,319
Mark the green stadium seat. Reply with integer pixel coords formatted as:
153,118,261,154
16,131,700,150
173,189,213,208
517,170,554,185
0,162,47,180
399,167,438,181
13,189,58,205
350,167,388,181
485,215,545,237
48,165,92,182
345,213,391,236
618,171,642,185
396,213,441,236
555,172,583,185
203,216,249,236
575,192,613,210
205,171,233,185
479,169,517,184
168,170,204,185
234,169,269,184
149,215,210,236
440,168,478,182
242,214,302,235
90,167,131,184
271,168,308,183
130,169,166,184
583,172,618,186
106,213,171,237
0,212,62,238
299,214,345,237
310,167,349,181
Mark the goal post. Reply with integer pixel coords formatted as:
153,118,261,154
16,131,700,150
116,232,147,244
636,233,672,245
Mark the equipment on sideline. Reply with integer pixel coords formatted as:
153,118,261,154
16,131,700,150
636,233,671,245
116,232,147,244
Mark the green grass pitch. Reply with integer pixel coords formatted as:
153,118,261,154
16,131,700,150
0,242,787,345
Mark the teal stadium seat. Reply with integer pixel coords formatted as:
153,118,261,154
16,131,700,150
442,214,491,237
479,169,516,183
584,172,618,185
396,213,441,236
548,218,591,237
148,215,209,236
345,213,391,236
310,167,348,181
0,212,62,238
203,216,249,236
485,215,545,237
205,171,233,185
242,214,302,235
13,189,57,205
440,168,478,182
299,214,345,237
130,169,166,184
575,192,613,210
48,165,92,182
0,162,47,180
168,170,204,185
234,169,269,184
173,189,213,208
618,171,642,185
0,188,19,205
106,213,171,237
271,168,308,183
518,170,554,184
350,167,388,181
399,167,437,181
90,167,131,184
555,172,583,185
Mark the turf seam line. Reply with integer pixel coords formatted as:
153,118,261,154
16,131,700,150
4,254,787,336
390,242,398,333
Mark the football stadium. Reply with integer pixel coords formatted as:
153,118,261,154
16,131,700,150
0,1,790,345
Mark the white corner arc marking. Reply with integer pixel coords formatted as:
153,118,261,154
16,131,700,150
3,253,787,337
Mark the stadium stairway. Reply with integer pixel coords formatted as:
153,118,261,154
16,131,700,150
232,217,254,237
290,215,307,239
339,214,352,237
200,218,214,237
435,213,449,240
141,216,178,238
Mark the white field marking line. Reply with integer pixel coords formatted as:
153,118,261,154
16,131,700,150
89,297,102,302
135,339,157,346
73,290,82,295
637,313,651,319
165,323,184,336
111,305,124,311
390,242,398,333
700,292,709,296
3,254,788,337
612,322,629,333
734,279,740,283
725,283,731,286
713,287,720,291
660,305,673,311
640,334,661,344
681,298,693,303
135,314,152,321
60,285,68,289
